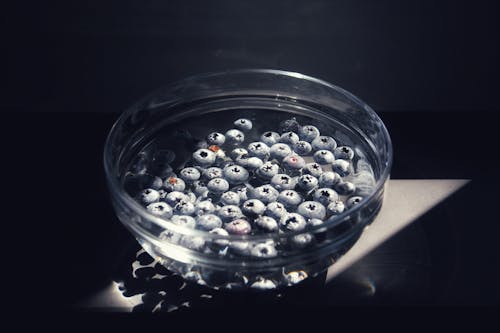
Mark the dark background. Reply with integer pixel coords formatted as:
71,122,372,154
3,0,500,325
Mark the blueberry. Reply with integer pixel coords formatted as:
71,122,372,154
254,216,278,232
280,213,307,232
331,159,351,177
207,132,226,146
207,177,230,194
282,154,306,171
297,201,326,219
225,129,245,145
277,190,303,208
250,277,277,290
163,176,186,192
250,243,278,258
236,156,264,170
346,196,364,208
146,202,173,218
196,214,223,231
313,150,335,164
308,218,325,228
327,200,345,215
139,188,160,205
209,227,230,247
312,188,339,206
269,143,292,161
318,171,341,187
256,161,280,179
218,205,243,222
185,191,197,202
241,199,267,216
333,146,355,160
296,174,319,191
266,202,288,220
335,181,356,195
285,270,308,285
298,125,320,142
164,191,190,206
230,148,249,160
195,200,216,215
193,180,209,197
293,140,312,156
223,164,249,184
180,235,205,251
220,191,240,206
247,141,270,159
192,148,216,167
232,184,252,202
279,131,300,145
279,117,300,133
311,135,337,151
234,118,253,132
260,131,281,146
179,167,201,182
229,240,251,255
159,230,181,244
202,167,223,180
251,185,279,204
291,233,314,248
224,218,252,235
270,173,297,191
302,162,323,178
171,215,196,229
173,199,196,215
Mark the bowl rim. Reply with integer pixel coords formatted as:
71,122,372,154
103,68,393,241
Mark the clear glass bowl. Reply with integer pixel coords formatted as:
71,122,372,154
103,69,393,291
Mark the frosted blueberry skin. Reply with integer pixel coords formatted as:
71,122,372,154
224,218,252,235
146,202,173,218
270,173,297,191
254,216,279,232
256,161,280,180
192,148,216,167
230,148,249,160
247,141,270,159
202,167,223,180
232,184,251,202
298,125,320,142
207,177,230,194
206,132,226,146
279,131,300,146
250,242,278,258
139,188,160,205
209,227,230,247
327,200,345,215
296,174,319,191
251,184,279,204
196,214,223,231
346,196,364,208
266,202,288,220
171,215,196,229
334,181,356,195
192,180,208,196
314,186,338,202
164,191,190,206
302,162,323,178
179,167,201,182
222,164,250,184
280,213,307,232
163,176,186,192
260,131,281,146
311,135,337,151
180,235,206,251
308,218,325,228
277,189,303,208
297,201,327,219
241,199,267,216
313,150,335,165
225,129,245,145
174,199,196,215
331,159,351,177
236,156,264,170
195,200,216,215
217,205,243,222
282,155,306,170
269,143,292,161
318,171,341,188
293,140,313,156
279,117,300,133
234,118,253,132
220,191,241,206
334,146,355,160
291,233,314,248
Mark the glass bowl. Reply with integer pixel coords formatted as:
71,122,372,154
103,69,393,291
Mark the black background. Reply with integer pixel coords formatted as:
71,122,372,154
3,0,500,327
